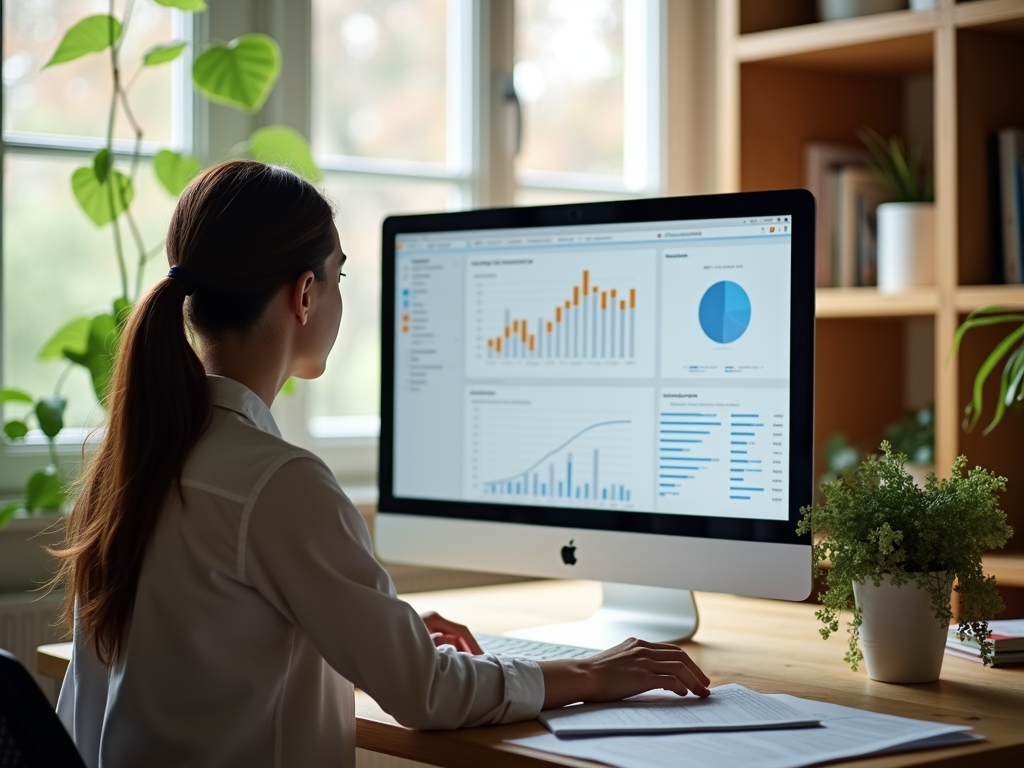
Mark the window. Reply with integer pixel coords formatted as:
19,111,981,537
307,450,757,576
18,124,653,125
305,0,664,447
2,0,192,432
2,0,673,491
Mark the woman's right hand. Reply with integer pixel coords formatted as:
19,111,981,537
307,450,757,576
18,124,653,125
537,637,711,710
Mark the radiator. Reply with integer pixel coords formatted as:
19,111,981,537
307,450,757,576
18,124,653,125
0,590,66,706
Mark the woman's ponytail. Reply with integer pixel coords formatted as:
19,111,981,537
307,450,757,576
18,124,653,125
54,276,209,665
53,160,334,665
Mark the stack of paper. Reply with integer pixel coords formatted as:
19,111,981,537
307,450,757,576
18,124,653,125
946,619,1024,666
511,687,981,768
539,684,818,736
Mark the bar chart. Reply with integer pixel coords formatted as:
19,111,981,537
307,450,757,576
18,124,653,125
654,388,789,521
486,270,638,362
464,385,655,510
466,250,656,378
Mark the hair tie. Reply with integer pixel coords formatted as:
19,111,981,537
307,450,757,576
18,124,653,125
167,265,197,296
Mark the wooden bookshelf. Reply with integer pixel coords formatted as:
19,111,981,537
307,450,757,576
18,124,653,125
717,0,1024,593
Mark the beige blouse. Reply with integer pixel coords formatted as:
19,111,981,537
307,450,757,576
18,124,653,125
57,376,544,768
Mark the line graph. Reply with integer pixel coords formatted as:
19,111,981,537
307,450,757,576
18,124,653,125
465,386,654,509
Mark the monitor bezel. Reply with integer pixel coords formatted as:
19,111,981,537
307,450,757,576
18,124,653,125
378,189,815,548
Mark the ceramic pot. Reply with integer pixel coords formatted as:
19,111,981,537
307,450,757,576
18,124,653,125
817,0,907,22
852,572,951,683
877,202,935,293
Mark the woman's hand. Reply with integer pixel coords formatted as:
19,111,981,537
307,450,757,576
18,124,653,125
538,637,710,709
420,611,484,655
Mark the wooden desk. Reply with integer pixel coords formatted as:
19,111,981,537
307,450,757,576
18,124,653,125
39,580,1024,768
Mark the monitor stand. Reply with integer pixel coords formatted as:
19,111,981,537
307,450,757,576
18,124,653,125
506,583,699,649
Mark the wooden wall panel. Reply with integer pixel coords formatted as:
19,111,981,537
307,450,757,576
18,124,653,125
740,64,904,192
956,29,1024,286
814,318,907,483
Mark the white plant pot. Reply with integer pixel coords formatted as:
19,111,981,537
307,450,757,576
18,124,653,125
909,0,937,9
817,0,907,22
852,572,951,683
876,202,935,293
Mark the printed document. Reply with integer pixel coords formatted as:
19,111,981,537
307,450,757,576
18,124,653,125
539,684,819,736
511,694,980,768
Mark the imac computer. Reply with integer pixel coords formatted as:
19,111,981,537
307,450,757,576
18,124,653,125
376,189,815,647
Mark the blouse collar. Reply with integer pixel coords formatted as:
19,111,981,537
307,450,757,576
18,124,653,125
207,375,282,438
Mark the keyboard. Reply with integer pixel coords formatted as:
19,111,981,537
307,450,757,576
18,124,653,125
476,632,600,661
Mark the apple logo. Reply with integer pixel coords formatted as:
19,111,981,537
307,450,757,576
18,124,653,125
561,540,577,566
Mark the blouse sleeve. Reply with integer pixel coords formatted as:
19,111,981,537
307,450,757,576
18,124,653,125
242,454,545,729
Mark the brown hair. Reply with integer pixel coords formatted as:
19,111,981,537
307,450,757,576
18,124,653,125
52,161,335,665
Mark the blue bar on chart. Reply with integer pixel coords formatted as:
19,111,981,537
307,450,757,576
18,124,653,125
483,447,632,503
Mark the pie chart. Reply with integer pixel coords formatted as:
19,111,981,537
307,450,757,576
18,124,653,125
698,281,751,344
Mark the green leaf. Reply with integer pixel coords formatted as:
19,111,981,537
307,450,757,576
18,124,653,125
44,15,123,68
0,501,22,528
4,420,29,440
64,313,119,403
113,297,133,327
152,0,208,11
192,34,281,113
0,388,33,404
93,148,113,184
143,41,188,67
26,467,65,512
153,149,202,197
966,324,1024,432
249,126,321,182
39,316,91,361
71,165,135,226
35,397,67,439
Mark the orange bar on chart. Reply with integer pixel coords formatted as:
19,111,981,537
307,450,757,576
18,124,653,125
487,339,493,349
496,337,502,353
556,307,562,322
521,322,527,342
610,289,617,299
546,321,553,333
529,336,535,352
573,286,579,306
565,300,571,310
504,326,510,338
582,270,589,294
620,300,626,311
513,319,519,332
630,288,636,309
601,291,607,310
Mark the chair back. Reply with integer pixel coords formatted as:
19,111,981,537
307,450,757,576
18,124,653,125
0,648,85,768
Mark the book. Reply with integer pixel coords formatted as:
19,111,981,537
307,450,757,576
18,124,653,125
945,618,1024,666
995,128,1024,283
831,165,889,287
804,143,869,287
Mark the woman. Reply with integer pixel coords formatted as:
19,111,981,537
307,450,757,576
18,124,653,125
54,161,710,768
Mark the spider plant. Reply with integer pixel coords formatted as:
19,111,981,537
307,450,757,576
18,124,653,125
952,307,1024,433
858,126,934,203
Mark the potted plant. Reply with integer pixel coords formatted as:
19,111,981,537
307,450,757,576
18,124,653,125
859,127,935,293
797,442,1012,682
954,308,1024,434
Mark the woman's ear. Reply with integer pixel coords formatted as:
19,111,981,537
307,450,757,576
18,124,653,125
289,270,317,325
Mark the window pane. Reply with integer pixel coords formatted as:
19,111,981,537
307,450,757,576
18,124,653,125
514,0,624,176
2,154,174,427
2,0,176,143
515,187,627,207
307,173,452,423
311,0,447,164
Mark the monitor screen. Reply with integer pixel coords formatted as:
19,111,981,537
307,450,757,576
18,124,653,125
380,191,814,549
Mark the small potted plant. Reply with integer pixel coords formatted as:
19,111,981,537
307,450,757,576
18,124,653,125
797,442,1013,682
859,127,935,293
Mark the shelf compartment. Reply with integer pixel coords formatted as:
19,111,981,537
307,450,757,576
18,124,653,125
955,285,1024,312
736,11,936,74
816,287,938,317
955,0,1024,33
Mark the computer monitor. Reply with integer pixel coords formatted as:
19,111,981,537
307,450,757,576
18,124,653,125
376,189,815,646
